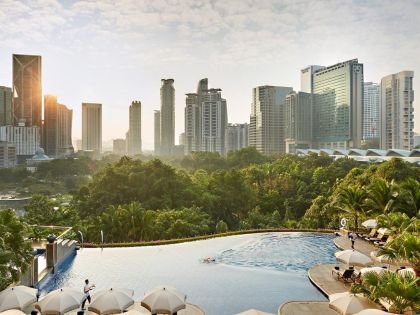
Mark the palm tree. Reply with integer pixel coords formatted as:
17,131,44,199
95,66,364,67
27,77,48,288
351,271,419,314
399,178,420,217
335,185,367,229
376,212,411,236
378,232,420,274
366,178,400,214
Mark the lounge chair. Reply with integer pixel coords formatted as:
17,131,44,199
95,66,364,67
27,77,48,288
333,268,355,282
363,229,377,240
367,232,387,242
375,235,393,247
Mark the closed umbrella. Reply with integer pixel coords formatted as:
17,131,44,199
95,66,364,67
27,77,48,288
88,288,134,315
335,250,374,267
35,287,84,315
141,286,186,314
0,310,27,315
235,309,275,315
0,286,38,312
329,292,380,315
361,219,377,229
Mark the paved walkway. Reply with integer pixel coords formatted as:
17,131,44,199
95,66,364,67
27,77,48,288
334,235,378,257
278,301,338,315
307,263,349,296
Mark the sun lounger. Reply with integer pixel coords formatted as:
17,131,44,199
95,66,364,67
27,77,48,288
363,229,377,240
332,268,355,282
374,235,393,247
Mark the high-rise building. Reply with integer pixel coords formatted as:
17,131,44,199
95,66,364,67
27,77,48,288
312,59,364,149
300,65,325,93
225,123,249,153
0,124,40,157
113,139,126,155
250,85,293,155
128,101,141,155
82,102,102,154
379,71,414,150
0,141,17,168
179,132,185,146
362,82,380,147
0,86,13,126
284,91,313,153
154,110,161,155
160,79,175,155
12,54,42,127
200,88,228,155
43,95,73,157
74,139,82,152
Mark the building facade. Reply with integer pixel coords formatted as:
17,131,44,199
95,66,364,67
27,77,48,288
300,65,325,93
225,123,249,153
200,88,228,155
380,71,414,150
250,85,293,155
362,82,380,147
284,91,313,153
113,139,126,155
128,101,141,155
160,79,175,155
82,102,102,154
0,124,40,157
12,54,42,127
43,95,73,157
154,110,161,155
312,59,364,149
0,86,13,126
184,93,200,154
0,141,17,168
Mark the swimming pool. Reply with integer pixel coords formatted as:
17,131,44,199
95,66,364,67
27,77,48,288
38,232,336,315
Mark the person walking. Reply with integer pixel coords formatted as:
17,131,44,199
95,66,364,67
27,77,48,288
81,279,95,309
350,231,357,249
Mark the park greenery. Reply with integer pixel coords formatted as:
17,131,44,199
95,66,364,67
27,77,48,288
0,148,419,289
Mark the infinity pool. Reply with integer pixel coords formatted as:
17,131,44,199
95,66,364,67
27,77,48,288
38,232,336,315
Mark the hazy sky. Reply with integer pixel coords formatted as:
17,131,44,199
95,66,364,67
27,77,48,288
0,0,419,150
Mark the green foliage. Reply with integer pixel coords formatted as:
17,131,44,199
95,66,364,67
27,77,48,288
351,271,419,313
216,220,228,233
0,209,33,290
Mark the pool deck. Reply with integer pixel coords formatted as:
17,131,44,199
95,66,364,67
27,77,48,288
279,235,384,315
278,301,338,315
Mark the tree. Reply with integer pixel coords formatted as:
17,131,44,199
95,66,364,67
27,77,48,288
351,271,419,314
334,185,367,229
366,178,400,214
0,209,33,290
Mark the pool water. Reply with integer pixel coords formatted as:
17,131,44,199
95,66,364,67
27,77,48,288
38,232,336,315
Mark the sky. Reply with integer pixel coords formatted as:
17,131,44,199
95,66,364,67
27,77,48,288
0,0,419,150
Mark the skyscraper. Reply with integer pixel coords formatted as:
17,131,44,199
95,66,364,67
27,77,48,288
379,71,414,150
312,59,364,149
284,91,313,153
300,65,325,93
154,110,161,155
226,123,249,153
128,101,142,155
0,86,13,126
160,79,175,155
250,85,293,155
363,82,380,147
82,102,102,154
12,54,42,127
184,93,199,154
113,139,126,155
200,88,228,154
43,95,73,157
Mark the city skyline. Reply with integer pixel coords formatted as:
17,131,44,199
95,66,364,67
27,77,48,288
0,0,419,150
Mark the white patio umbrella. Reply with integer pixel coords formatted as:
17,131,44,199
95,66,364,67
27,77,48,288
0,286,38,312
141,286,186,314
354,310,397,315
335,249,374,267
329,292,381,315
376,228,390,236
360,266,388,275
361,219,377,229
35,287,84,315
88,288,134,315
0,310,27,315
235,308,275,315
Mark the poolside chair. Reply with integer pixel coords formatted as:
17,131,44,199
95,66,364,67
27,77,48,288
363,229,377,240
333,268,355,282
367,232,387,243
375,235,393,247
